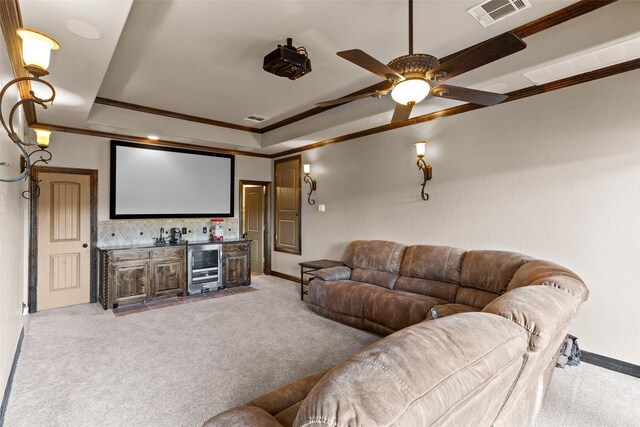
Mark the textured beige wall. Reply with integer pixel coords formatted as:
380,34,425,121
272,70,640,365
0,39,26,399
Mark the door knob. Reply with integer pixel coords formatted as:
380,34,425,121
82,243,88,248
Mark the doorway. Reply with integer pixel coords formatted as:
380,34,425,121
239,180,271,275
29,167,98,312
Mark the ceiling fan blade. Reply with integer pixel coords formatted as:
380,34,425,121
337,49,404,81
316,80,394,108
391,102,414,123
428,32,526,81
317,92,381,108
431,84,508,106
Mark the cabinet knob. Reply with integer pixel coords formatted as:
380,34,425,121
82,243,88,248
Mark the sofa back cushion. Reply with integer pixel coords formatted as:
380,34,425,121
456,250,531,308
342,240,406,274
394,245,465,300
294,313,528,427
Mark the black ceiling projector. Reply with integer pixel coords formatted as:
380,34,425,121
263,38,312,80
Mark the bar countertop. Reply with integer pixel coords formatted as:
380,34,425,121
97,239,251,251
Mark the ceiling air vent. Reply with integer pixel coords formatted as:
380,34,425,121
244,114,269,123
468,0,531,27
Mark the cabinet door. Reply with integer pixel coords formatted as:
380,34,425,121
112,261,150,307
151,258,185,298
223,243,251,287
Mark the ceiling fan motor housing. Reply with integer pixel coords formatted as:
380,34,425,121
387,54,439,79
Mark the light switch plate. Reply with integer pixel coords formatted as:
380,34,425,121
318,204,326,212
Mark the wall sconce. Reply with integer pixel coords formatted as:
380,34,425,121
415,141,432,201
0,28,60,191
303,163,317,205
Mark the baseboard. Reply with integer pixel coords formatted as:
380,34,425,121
581,350,640,378
271,270,306,284
0,327,24,426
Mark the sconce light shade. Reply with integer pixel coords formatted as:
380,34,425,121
415,141,426,157
391,79,430,105
17,28,60,71
34,129,51,148
303,163,311,175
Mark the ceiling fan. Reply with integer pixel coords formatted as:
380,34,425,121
317,0,527,123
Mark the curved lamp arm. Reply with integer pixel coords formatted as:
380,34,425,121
0,75,56,183
417,157,432,201
303,174,317,205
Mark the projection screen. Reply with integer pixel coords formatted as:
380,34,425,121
110,141,234,218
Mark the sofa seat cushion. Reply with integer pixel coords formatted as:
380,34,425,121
294,313,529,427
308,279,386,319
363,289,447,333
426,303,480,320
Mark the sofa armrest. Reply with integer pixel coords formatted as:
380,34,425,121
203,405,283,426
312,266,352,281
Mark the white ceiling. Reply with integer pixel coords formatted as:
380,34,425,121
17,0,640,155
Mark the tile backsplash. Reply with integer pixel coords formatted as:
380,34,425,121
98,218,240,247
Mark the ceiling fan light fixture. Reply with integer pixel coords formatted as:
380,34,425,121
391,78,430,105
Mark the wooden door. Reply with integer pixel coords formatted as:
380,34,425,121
243,185,264,274
37,172,91,310
274,156,301,254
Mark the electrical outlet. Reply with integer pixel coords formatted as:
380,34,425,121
202,227,207,234
182,227,187,234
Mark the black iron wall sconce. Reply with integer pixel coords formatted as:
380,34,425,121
0,28,60,199
415,141,432,201
303,163,317,205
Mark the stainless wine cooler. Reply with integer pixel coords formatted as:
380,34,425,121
187,243,222,295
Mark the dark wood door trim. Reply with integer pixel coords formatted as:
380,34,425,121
0,0,36,125
239,180,272,275
28,166,98,313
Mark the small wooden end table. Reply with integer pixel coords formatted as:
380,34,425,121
298,259,344,301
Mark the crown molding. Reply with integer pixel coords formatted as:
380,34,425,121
90,0,618,135
94,97,261,133
272,57,640,158
31,122,271,158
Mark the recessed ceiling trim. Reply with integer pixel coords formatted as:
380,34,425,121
37,57,640,160
523,34,640,85
32,122,271,158
273,57,640,158
87,1,618,137
93,97,261,133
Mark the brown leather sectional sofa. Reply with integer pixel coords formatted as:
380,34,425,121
205,240,588,427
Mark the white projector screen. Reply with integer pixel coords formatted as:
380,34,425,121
110,141,234,218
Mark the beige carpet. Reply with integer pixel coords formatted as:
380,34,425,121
4,275,639,426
